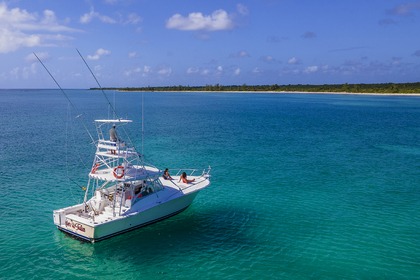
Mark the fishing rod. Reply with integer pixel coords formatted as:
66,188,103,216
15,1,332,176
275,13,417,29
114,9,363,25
34,52,96,194
68,177,87,191
76,49,119,120
33,52,95,144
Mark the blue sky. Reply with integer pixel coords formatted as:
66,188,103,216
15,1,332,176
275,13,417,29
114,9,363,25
1,0,420,88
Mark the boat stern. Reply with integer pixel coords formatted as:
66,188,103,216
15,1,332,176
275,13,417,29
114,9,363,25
53,205,95,242
53,209,65,226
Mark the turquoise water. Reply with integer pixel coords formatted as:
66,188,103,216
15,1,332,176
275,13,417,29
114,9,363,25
0,90,419,279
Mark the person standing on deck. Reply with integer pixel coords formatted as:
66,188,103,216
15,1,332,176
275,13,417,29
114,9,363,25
109,124,119,154
109,124,119,142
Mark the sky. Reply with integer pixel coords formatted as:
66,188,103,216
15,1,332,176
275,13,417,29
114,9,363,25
1,0,420,89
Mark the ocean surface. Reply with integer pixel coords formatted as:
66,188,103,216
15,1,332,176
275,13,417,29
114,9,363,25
0,89,419,279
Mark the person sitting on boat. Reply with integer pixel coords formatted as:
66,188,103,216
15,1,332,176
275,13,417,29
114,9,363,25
179,172,195,183
163,168,173,180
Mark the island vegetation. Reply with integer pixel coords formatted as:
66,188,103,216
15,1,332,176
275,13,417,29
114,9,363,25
92,82,420,94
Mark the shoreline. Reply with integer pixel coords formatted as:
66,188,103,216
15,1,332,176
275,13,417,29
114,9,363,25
117,89,420,96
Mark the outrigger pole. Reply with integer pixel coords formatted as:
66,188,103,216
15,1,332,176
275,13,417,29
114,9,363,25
33,52,95,144
76,49,118,120
76,49,137,155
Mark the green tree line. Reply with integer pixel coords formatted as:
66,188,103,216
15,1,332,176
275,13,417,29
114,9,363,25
92,82,420,94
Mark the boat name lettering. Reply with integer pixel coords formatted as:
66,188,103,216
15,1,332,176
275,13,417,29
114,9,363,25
65,219,86,232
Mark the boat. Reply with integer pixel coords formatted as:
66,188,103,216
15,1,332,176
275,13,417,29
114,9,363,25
53,118,211,242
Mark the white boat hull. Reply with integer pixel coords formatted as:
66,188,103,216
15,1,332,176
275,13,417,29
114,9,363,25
55,191,198,242
51,117,211,242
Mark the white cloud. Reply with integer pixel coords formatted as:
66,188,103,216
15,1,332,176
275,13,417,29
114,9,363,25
80,8,141,25
261,55,275,63
389,3,420,16
0,2,79,53
7,63,37,80
288,57,300,64
157,67,172,76
80,8,116,24
143,65,151,74
0,2,34,23
215,66,223,76
166,9,234,31
304,65,319,73
10,67,19,79
41,10,57,25
128,52,137,58
87,48,111,60
236,4,249,16
22,63,37,79
231,50,250,58
124,67,141,77
238,50,249,57
187,67,199,74
26,52,50,63
234,68,241,76
125,13,142,24
0,28,40,53
125,65,169,78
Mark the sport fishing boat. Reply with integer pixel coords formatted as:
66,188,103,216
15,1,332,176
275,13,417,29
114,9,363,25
53,118,211,242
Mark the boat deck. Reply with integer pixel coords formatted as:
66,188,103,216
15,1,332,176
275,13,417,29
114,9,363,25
160,175,210,194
